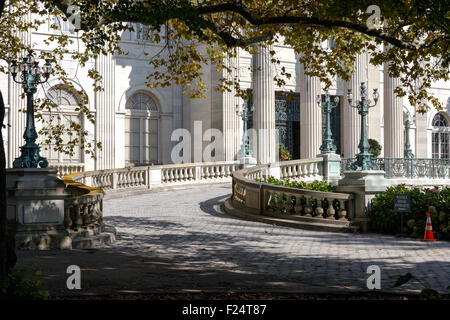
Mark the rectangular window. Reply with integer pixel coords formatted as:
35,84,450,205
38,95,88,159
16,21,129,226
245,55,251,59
441,133,449,159
125,117,159,165
432,133,440,158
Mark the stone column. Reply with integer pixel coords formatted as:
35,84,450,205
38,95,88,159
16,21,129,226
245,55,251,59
223,54,242,161
95,53,115,169
383,62,404,158
343,53,368,158
252,46,276,164
299,63,322,159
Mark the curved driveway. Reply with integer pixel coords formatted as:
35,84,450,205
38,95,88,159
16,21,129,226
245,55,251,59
101,184,450,294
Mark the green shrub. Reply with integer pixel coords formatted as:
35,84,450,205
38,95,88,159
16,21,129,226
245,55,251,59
368,139,382,158
257,176,333,192
369,185,450,240
255,176,338,216
0,268,49,300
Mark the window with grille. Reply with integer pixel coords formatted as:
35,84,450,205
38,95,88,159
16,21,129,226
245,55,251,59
431,113,449,159
125,92,159,165
40,86,83,163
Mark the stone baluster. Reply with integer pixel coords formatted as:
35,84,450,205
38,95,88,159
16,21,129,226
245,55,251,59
74,205,83,230
326,198,336,219
338,200,348,220
304,197,313,217
294,195,303,215
64,207,72,229
315,198,324,218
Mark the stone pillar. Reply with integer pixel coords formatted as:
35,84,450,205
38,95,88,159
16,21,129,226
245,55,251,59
343,53,368,158
6,169,72,249
252,46,276,164
223,54,242,161
95,53,115,169
299,63,322,159
336,170,388,232
383,62,404,158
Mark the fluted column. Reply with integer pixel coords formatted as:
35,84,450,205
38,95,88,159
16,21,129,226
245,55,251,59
383,61,403,158
299,63,322,159
95,52,115,169
223,54,242,161
252,46,276,164
343,53,368,158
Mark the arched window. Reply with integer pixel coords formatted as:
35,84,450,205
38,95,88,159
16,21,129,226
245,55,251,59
41,85,83,164
47,86,80,106
432,113,449,159
125,92,159,165
125,92,158,111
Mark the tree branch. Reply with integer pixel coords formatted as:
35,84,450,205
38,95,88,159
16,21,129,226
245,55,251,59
195,2,419,50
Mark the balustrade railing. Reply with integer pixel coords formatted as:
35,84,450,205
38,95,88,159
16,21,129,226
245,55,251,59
232,164,354,222
66,161,240,192
279,159,323,180
341,157,450,179
49,163,85,178
64,190,103,231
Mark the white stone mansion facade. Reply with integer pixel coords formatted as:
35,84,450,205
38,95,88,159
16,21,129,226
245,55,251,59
1,20,450,173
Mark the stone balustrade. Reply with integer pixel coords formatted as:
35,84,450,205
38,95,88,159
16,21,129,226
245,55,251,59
232,164,354,222
62,175,105,232
49,163,85,178
279,158,323,180
65,161,240,194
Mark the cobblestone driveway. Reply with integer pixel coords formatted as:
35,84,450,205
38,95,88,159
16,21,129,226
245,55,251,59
101,184,450,294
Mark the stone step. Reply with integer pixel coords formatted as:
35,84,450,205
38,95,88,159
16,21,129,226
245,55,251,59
223,198,358,233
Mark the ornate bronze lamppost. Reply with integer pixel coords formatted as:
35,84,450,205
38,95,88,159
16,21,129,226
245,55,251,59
347,82,379,170
404,110,415,159
317,91,339,153
10,50,52,168
236,100,254,157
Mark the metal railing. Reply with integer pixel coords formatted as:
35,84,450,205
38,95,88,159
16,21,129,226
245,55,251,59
341,157,450,179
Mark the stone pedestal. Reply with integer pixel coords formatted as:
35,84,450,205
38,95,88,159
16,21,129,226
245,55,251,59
319,152,341,185
238,156,257,168
335,170,388,232
6,168,72,249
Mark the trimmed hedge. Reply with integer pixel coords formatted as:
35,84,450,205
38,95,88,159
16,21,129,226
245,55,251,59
369,185,450,240
256,176,333,192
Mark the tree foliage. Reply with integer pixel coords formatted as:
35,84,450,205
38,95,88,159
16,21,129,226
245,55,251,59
46,0,449,113
0,0,447,157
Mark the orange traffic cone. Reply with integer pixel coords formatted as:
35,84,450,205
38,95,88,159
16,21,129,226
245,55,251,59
421,212,437,241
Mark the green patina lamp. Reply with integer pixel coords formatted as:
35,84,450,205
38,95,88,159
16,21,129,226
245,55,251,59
10,50,52,168
347,82,379,171
317,90,339,153
236,100,254,157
